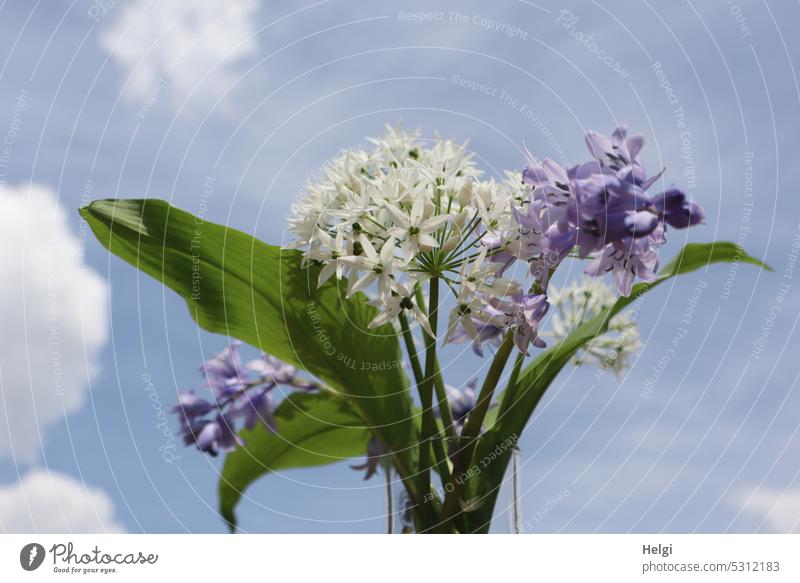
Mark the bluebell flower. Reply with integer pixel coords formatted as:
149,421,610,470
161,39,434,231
486,293,550,354
235,388,277,432
175,342,317,456
247,353,318,390
445,378,478,427
172,390,214,424
584,226,664,296
200,341,246,398
189,415,245,457
518,125,706,296
653,188,705,229
584,124,645,170
446,304,506,357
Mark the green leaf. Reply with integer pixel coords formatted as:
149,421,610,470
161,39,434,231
80,199,417,524
462,242,770,532
219,391,371,530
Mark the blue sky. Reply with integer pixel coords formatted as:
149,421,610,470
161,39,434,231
0,0,799,533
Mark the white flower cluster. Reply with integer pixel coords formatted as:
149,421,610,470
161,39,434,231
288,125,532,345
545,279,642,375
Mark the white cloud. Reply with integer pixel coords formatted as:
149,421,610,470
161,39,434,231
98,0,260,111
0,183,108,461
0,469,124,533
735,487,800,533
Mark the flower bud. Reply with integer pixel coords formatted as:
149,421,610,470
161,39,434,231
442,235,460,252
457,180,473,206
453,208,470,229
476,182,494,206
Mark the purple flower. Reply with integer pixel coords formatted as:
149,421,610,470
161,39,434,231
172,391,214,423
200,342,246,398
248,353,317,391
653,188,705,229
522,152,573,206
446,303,506,357
585,124,645,170
445,378,478,426
186,415,244,456
175,342,318,456
516,124,706,296
350,436,386,480
584,227,664,296
234,388,277,432
529,223,577,289
487,293,550,354
568,172,658,257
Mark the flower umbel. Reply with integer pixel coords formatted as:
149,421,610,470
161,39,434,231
545,279,642,375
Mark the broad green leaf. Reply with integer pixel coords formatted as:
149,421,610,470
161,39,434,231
219,391,371,530
461,242,770,532
80,199,417,516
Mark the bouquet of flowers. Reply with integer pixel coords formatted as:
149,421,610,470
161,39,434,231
80,124,767,533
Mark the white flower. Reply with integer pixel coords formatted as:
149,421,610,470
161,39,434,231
545,279,641,375
385,199,450,255
339,235,399,300
368,281,435,338
286,126,564,341
308,228,347,286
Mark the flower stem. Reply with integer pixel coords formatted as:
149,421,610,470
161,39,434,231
437,331,515,531
411,291,457,445
399,311,452,488
497,351,525,420
417,277,441,529
511,446,522,534
459,331,515,457
384,458,394,534
398,312,423,383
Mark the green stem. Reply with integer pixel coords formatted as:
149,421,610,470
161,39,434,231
497,351,525,421
511,447,521,534
399,311,452,487
433,361,457,444
398,312,423,383
437,331,516,531
412,289,456,448
384,459,394,534
459,332,515,455
417,277,441,529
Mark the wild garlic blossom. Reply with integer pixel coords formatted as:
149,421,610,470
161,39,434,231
288,124,544,354
172,342,316,456
545,280,642,375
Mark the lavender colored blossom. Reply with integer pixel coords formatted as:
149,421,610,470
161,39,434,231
516,124,705,296
192,415,245,456
445,378,478,427
585,124,645,170
568,170,658,257
653,188,705,229
487,293,550,354
174,342,316,456
248,353,317,390
584,226,664,296
446,304,506,357
200,341,246,398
